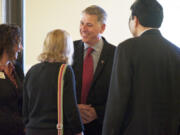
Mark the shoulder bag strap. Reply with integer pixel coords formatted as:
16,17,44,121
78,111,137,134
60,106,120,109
57,64,68,135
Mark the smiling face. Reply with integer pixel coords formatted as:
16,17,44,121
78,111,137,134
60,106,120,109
1,41,22,65
80,13,105,46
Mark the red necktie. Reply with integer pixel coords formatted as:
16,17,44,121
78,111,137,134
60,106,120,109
81,47,94,104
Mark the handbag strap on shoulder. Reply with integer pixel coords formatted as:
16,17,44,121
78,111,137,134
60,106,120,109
57,64,68,135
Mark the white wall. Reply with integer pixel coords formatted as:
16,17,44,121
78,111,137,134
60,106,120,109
25,0,134,73
0,0,2,23
159,0,180,47
25,0,180,73
0,0,5,23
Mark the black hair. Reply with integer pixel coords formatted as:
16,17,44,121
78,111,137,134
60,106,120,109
130,0,163,28
0,24,21,59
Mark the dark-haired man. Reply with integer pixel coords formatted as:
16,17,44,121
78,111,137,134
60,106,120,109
102,0,180,135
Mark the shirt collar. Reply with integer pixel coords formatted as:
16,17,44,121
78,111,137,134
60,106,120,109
84,38,103,52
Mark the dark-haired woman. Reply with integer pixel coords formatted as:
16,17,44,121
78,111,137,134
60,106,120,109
0,24,24,135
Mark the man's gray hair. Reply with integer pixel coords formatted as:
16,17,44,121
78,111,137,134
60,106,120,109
82,5,107,24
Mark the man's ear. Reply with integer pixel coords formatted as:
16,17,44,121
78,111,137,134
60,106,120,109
134,16,140,27
100,24,106,34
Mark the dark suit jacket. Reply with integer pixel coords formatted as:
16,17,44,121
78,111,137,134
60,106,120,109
23,62,83,135
73,37,115,135
0,63,24,135
103,29,180,135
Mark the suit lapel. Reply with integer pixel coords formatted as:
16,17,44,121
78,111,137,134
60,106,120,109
91,39,109,86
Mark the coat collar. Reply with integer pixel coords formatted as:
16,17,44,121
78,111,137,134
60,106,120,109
141,29,161,37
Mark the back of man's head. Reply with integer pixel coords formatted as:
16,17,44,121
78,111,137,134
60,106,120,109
130,0,163,28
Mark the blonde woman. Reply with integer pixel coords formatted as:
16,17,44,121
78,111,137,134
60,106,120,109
23,29,84,135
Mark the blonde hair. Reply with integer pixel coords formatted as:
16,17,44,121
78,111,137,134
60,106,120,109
38,29,74,65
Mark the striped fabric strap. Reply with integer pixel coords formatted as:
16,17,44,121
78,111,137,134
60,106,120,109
57,64,67,135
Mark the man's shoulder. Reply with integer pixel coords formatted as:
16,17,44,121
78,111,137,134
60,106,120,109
73,40,82,45
107,43,116,50
102,37,116,50
73,40,84,51
117,37,138,48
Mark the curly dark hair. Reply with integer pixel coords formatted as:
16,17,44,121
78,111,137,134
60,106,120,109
0,24,21,60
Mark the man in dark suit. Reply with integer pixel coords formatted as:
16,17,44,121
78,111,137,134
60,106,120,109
102,0,180,135
72,5,115,135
